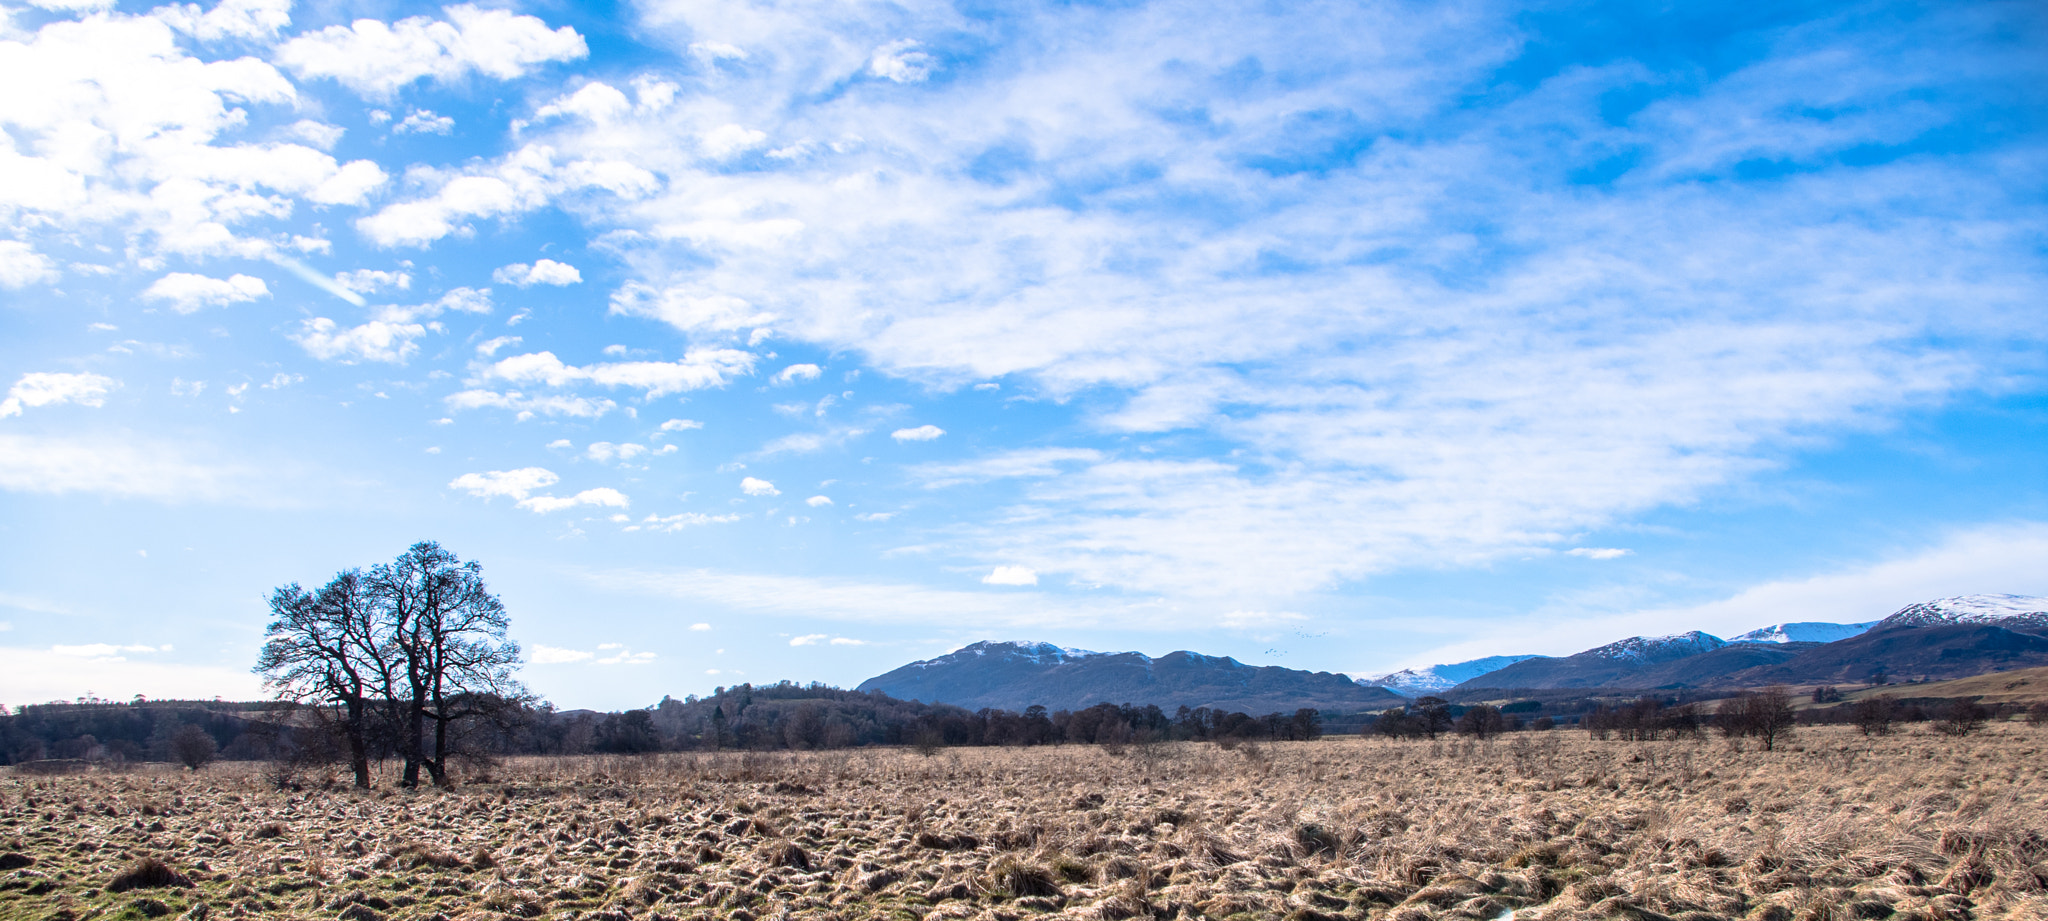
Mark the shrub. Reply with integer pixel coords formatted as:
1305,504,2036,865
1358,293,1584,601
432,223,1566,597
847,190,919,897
1934,699,1988,737
109,857,192,892
170,725,217,771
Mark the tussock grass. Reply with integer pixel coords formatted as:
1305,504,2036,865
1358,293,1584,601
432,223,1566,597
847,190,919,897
1,726,2044,919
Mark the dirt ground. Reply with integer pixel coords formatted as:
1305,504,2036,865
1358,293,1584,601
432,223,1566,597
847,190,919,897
2,724,2044,921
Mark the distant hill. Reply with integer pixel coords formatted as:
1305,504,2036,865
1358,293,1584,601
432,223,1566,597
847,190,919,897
1357,655,1539,697
1456,631,1727,690
856,641,1407,713
1453,595,2048,693
1835,665,2048,706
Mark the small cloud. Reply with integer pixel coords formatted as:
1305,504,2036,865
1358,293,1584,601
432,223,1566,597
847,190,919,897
547,439,572,450
476,335,522,357
973,382,1000,391
771,363,822,386
2,372,117,417
741,476,779,496
140,272,269,314
424,446,440,454
449,467,559,500
493,259,582,287
690,623,712,631
806,495,832,507
634,512,742,532
393,109,455,135
518,487,630,513
529,644,594,664
855,512,895,522
596,646,656,665
789,634,828,646
261,373,303,389
587,441,647,462
654,418,703,438
829,637,866,646
333,269,411,295
868,39,935,83
1567,547,1633,560
982,565,1038,586
892,425,945,442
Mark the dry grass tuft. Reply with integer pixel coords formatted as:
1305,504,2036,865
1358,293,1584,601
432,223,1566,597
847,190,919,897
108,857,192,892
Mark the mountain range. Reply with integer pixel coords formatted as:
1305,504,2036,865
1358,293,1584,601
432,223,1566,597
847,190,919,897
855,595,2048,712
855,641,1406,713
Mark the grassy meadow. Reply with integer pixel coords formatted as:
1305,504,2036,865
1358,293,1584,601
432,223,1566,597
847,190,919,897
3,724,2044,921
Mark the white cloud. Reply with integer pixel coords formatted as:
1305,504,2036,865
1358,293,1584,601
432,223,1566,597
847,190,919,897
982,565,1038,586
476,336,523,358
394,109,455,135
689,622,712,631
261,373,302,389
375,287,492,324
449,467,558,500
608,283,774,334
0,433,254,503
586,442,647,462
912,448,1100,487
140,272,268,314
444,389,617,420
276,4,588,98
891,424,944,442
855,512,895,522
356,144,656,247
805,495,832,507
701,123,768,160
789,634,828,646
771,363,821,386
1,372,116,418
868,39,935,83
575,565,1187,630
534,82,633,123
0,242,59,289
740,476,779,496
493,259,582,287
518,487,629,513
1567,547,1633,560
631,512,742,532
529,644,593,664
154,0,292,41
596,647,656,665
334,269,412,295
480,349,755,398
291,317,427,364
656,418,703,436
829,636,866,646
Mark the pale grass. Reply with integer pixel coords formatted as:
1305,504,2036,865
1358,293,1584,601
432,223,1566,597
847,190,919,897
0,725,2042,921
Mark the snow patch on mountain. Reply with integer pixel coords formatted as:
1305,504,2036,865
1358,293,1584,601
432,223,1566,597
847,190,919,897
913,640,1108,668
1580,631,1726,664
1357,655,1540,697
1729,622,1878,644
1874,594,2048,632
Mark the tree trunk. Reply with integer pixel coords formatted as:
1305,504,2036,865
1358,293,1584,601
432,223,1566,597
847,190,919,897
345,698,371,789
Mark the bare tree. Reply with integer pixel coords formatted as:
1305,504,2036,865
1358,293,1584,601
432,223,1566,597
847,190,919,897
169,724,216,770
1455,704,1505,740
1852,694,1898,737
1934,698,1988,737
1718,687,1798,751
1413,697,1454,740
368,541,527,787
254,570,382,788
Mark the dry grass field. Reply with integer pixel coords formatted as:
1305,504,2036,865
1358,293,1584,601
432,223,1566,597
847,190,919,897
3,724,2044,921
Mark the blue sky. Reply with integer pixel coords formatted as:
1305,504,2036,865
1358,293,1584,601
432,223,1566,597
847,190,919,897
1,0,2044,710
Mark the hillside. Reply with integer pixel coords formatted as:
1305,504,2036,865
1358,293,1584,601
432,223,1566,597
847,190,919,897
1836,665,2048,706
857,641,1406,713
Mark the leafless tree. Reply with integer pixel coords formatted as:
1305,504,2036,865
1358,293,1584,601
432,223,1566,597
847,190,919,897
255,570,383,787
368,541,527,787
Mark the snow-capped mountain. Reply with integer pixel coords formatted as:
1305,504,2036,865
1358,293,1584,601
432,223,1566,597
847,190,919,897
916,641,1106,666
1873,594,2048,634
1356,655,1540,697
1729,622,1878,644
858,640,1404,712
1581,630,1727,663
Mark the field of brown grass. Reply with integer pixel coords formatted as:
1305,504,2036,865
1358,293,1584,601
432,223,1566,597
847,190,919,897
3,724,2044,921
1831,669,2048,708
